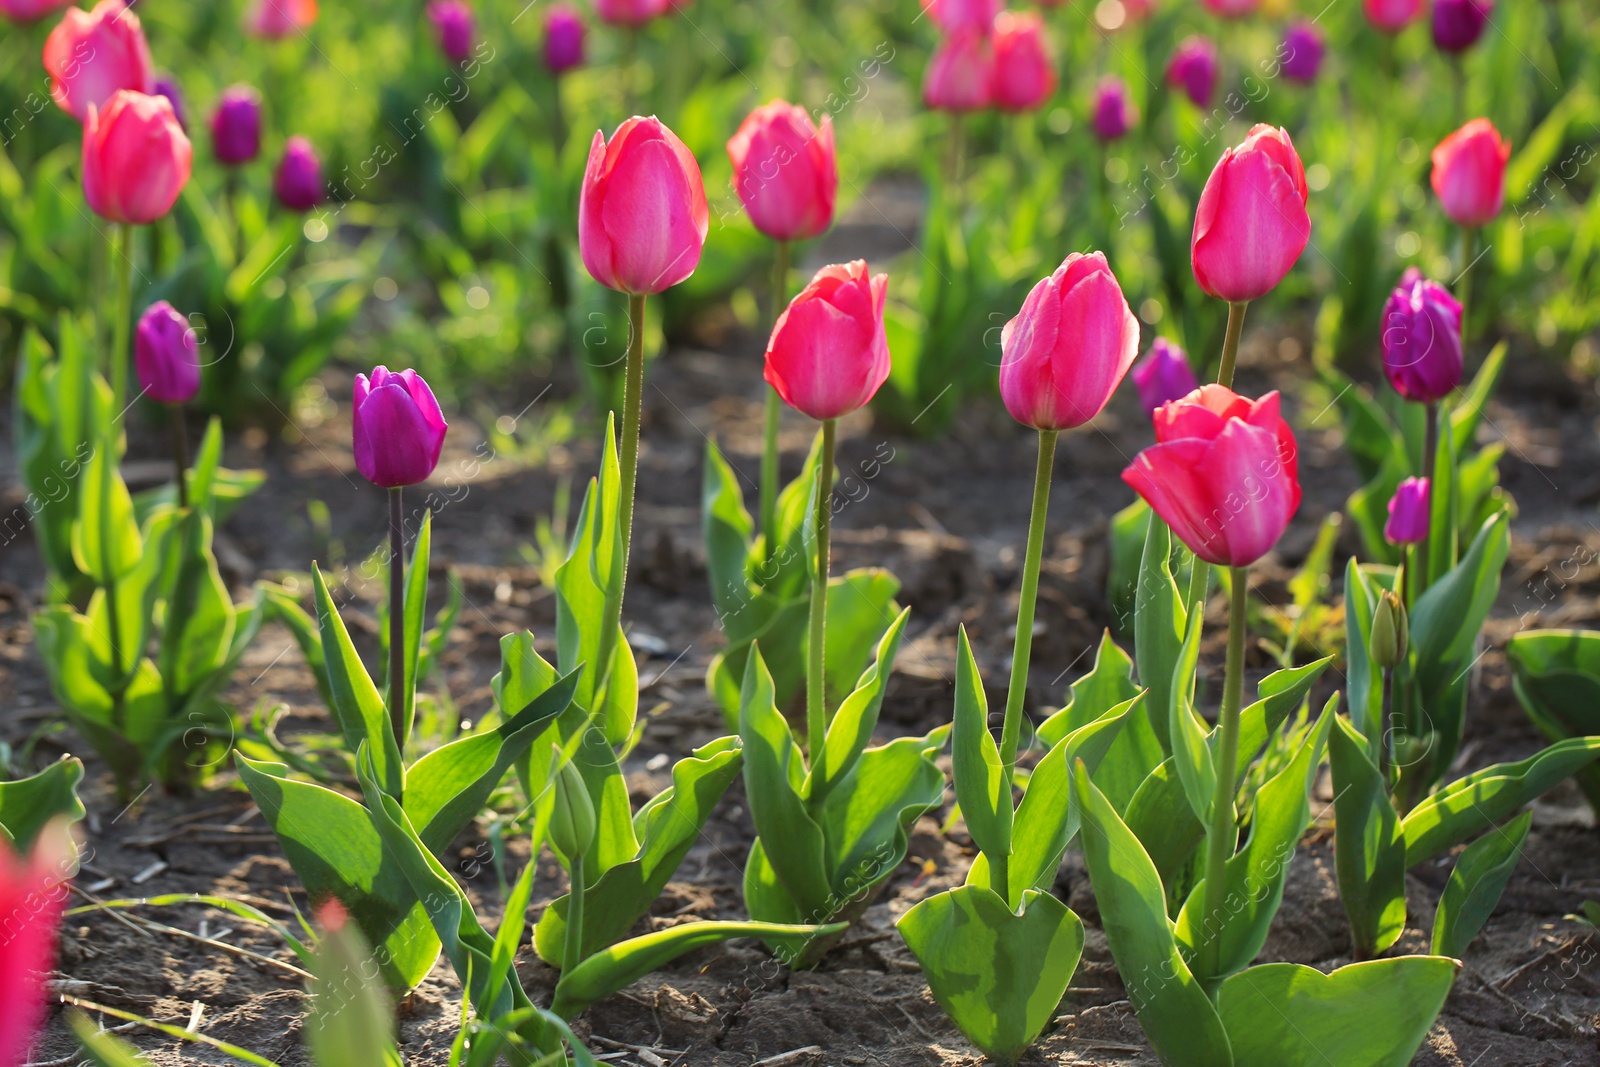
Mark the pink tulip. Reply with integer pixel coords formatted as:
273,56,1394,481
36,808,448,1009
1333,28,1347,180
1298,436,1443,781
1430,118,1510,229
579,116,708,295
1363,0,1422,33
1385,477,1430,544
1123,385,1301,567
999,252,1140,431
42,0,153,122
1191,124,1310,302
991,12,1056,112
427,0,476,64
352,367,448,488
0,822,73,1067
82,90,192,225
1201,0,1258,17
921,0,999,33
765,260,891,422
727,102,837,243
1165,36,1219,109
244,0,318,37
593,0,667,27
923,27,995,113
0,0,70,23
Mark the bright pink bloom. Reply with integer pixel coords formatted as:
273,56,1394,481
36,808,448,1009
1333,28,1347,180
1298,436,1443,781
593,0,667,27
135,300,201,404
352,367,448,488
1166,36,1219,109
727,102,837,243
991,12,1056,112
921,0,999,33
0,823,73,1067
1363,0,1422,32
579,116,708,295
765,260,891,422
1,0,70,23
243,0,317,37
1191,124,1310,302
1430,119,1510,229
42,0,153,122
82,90,192,225
923,27,995,113
1385,477,1430,544
1201,0,1258,17
999,252,1140,431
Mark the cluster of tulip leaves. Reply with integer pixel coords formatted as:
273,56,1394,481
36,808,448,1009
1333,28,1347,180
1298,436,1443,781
1507,628,1600,814
702,429,901,729
0,756,86,851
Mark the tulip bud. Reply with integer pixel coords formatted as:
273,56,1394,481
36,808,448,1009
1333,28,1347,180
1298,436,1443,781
1430,118,1510,229
244,0,317,38
1165,36,1218,110
1091,77,1136,142
593,0,667,27
210,85,262,166
426,0,475,64
1364,0,1423,32
765,260,891,422
352,367,448,488
308,898,396,1067
0,818,74,1067
543,3,586,74
1280,21,1326,84
1381,269,1462,403
82,90,192,225
1433,0,1492,53
43,0,154,121
579,116,709,296
921,0,999,33
1384,477,1430,545
135,301,201,405
0,0,71,23
922,27,995,113
1369,589,1408,670
727,102,837,243
274,135,324,212
1000,252,1140,431
1191,124,1311,303
1131,338,1198,416
151,74,187,130
991,12,1056,113
548,747,596,861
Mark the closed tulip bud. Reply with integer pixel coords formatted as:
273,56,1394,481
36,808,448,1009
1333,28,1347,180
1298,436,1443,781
1001,253,1140,431
991,12,1056,112
1191,124,1311,302
922,27,995,113
82,90,192,225
765,260,891,422
43,0,153,122
1165,36,1219,109
1433,0,1492,53
244,0,317,37
593,0,667,27
1091,77,1136,142
1382,269,1462,403
0,819,74,1067
135,301,201,405
1369,589,1408,670
543,4,586,74
1122,386,1301,567
1430,118,1510,229
0,0,70,22
151,75,187,130
1384,476,1430,545
1281,21,1326,84
579,116,709,295
307,898,395,1067
426,0,475,64
548,748,597,860
1201,0,1257,17
210,85,262,166
274,135,324,211
1363,0,1422,32
921,0,999,33
352,367,448,488
727,102,837,242
1131,338,1198,416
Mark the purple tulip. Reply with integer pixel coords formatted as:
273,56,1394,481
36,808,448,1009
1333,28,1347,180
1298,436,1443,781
1166,37,1218,109
135,301,201,405
427,0,475,64
1131,338,1199,416
1382,268,1463,404
152,74,187,130
210,85,261,166
1385,477,1430,545
1433,0,1492,54
1281,21,1325,84
274,135,324,211
1091,76,1135,142
543,3,586,74
353,367,448,488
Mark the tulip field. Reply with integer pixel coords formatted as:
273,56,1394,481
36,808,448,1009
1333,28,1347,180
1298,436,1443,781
5,0,1600,1062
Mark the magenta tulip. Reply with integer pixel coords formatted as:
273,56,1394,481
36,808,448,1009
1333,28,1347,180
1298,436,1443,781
727,102,837,243
243,0,317,37
921,0,999,33
544,3,586,73
991,12,1056,112
1433,0,1492,53
0,0,70,22
151,75,188,130
1431,118,1510,229
1364,0,1422,33
593,0,667,27
1201,0,1257,17
0,823,72,1067
1091,77,1136,142
352,367,448,488
999,252,1140,432
765,260,891,422
579,116,709,296
1166,36,1219,109
1385,477,1430,544
427,0,475,64
1123,386,1301,567
1281,21,1326,83
274,136,324,211
135,301,201,405
1191,124,1311,303
210,85,262,166
43,0,153,122
923,27,995,113
1382,269,1463,403
1132,338,1199,416
82,90,192,225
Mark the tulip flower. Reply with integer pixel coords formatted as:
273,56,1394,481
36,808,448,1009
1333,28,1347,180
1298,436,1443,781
1364,0,1422,33
210,86,262,166
544,3,586,73
274,136,324,211
0,0,70,22
42,0,153,121
999,252,1140,432
727,102,837,243
593,0,667,27
352,367,448,490
427,0,475,64
1430,118,1509,229
1132,338,1199,416
1381,268,1463,404
1433,0,1492,53
135,301,201,406
991,12,1056,112
151,75,187,130
765,261,891,423
244,0,317,37
1166,36,1219,110
1091,77,1136,142
921,0,999,33
1385,477,1430,545
1201,0,1257,17
923,27,995,113
82,90,192,226
579,116,708,296
1281,21,1326,84
0,822,73,1067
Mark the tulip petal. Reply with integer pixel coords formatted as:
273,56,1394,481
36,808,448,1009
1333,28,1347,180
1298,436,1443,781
1123,438,1230,565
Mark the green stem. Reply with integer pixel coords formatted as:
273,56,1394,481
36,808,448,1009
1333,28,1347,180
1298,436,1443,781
1457,227,1477,341
806,418,837,777
170,404,190,510
562,852,585,975
1418,401,1438,594
1199,566,1249,979
1215,300,1249,391
110,224,133,420
759,240,791,562
1378,666,1394,788
388,486,407,748
999,429,1057,776
619,293,646,578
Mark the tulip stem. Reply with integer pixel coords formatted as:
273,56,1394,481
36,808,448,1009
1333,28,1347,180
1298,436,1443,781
1379,665,1395,787
170,405,190,510
1000,429,1057,782
1199,565,1249,982
1419,401,1438,592
1457,227,1478,341
806,417,837,775
760,240,792,563
388,486,408,748
110,223,133,424
562,851,586,975
1215,300,1248,391
619,292,646,576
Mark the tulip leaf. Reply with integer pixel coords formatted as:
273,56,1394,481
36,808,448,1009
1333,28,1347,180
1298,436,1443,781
1215,957,1459,1067
395,509,434,738
1037,632,1159,813
158,510,235,709
1134,517,1187,755
1328,715,1407,960
1107,498,1151,637
0,756,86,852
897,886,1084,1064
1168,611,1215,827
1432,809,1531,959
951,627,1012,866
311,565,404,798
1506,628,1600,812
1342,558,1388,745
703,436,757,628
814,607,911,804
1450,341,1507,455
71,436,142,586
1318,367,1404,485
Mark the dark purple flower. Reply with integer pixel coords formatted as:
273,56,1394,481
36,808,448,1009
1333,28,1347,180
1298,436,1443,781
1166,37,1218,110
152,74,187,130
135,300,200,405
1381,268,1463,403
1385,477,1430,544
1281,21,1325,84
1433,0,1492,54
274,135,323,211
543,3,585,74
1091,76,1135,142
352,367,448,488
1131,338,1199,416
210,85,261,166
426,0,475,64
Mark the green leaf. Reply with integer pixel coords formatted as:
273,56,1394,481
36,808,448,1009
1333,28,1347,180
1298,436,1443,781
1216,958,1458,1067
1329,716,1407,959
1134,517,1186,754
1317,367,1403,485
1168,611,1214,827
264,588,332,709
1036,632,1158,813
0,756,85,851
70,1012,155,1067
1432,810,1530,959
71,438,142,586
897,886,1084,1065
814,607,910,803
311,565,403,798
1342,559,1386,743
703,435,755,627
158,511,235,708
1107,499,1151,637
1506,629,1600,812
396,510,434,737
1450,342,1506,455
951,627,1012,865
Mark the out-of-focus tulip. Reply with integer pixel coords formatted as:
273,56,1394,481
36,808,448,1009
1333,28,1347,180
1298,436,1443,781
1122,0,1154,19
1123,385,1301,567
1191,124,1310,302
1433,0,1492,53
1132,338,1199,416
352,367,448,488
544,4,586,73
42,0,153,121
921,0,999,33
1385,476,1430,544
135,301,201,404
1,0,70,23
764,260,891,422
1363,0,1422,33
1381,268,1462,403
999,252,1140,431
244,0,317,37
991,12,1056,112
426,0,475,64
1091,76,1136,142
83,90,192,225
1201,0,1257,17
593,0,666,27
923,27,995,113
727,102,837,243
151,75,187,130
210,85,261,166
1369,589,1408,669
1165,36,1219,109
1281,21,1326,83
0,821,74,1067
274,135,324,211
579,116,708,295
1430,118,1509,228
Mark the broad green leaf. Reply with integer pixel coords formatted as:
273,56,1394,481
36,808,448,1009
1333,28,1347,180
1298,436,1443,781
1169,612,1214,827
1329,716,1406,959
0,756,85,851
1134,517,1186,754
1107,499,1151,637
1342,559,1386,743
950,627,1012,865
312,566,403,798
1425,407,1460,590
1036,632,1158,813
71,440,141,586
1450,341,1507,455
158,511,234,708
703,436,755,627
394,510,434,738
814,607,910,802
1506,629,1600,812
1432,810,1530,959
